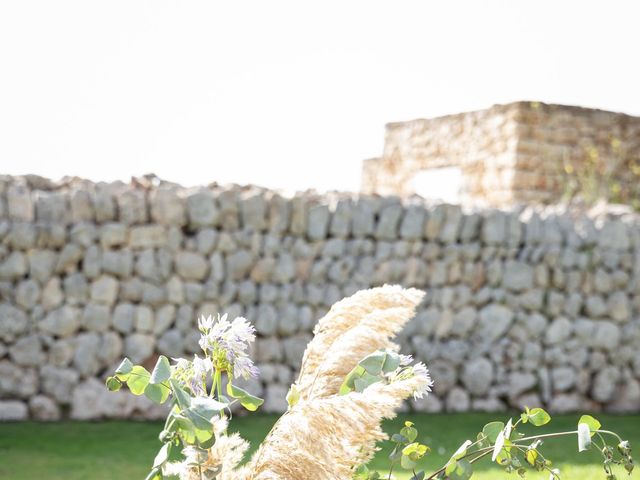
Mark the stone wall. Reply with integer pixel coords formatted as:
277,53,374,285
362,102,640,207
1,175,639,420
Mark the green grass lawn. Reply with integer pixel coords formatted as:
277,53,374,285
0,413,636,479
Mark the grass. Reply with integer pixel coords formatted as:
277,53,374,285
0,413,637,479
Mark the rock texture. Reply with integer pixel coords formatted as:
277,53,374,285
0,174,639,419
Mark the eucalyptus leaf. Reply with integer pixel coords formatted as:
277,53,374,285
578,415,601,437
226,383,264,411
127,366,151,395
359,351,387,375
152,443,171,468
527,408,551,426
105,376,122,392
115,358,134,380
150,356,171,384
145,383,170,404
482,421,504,443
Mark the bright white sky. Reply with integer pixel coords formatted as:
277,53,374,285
1,1,639,194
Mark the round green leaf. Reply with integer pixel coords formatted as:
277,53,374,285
127,366,151,395
527,408,551,426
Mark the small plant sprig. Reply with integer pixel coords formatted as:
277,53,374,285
106,313,263,480
356,407,633,480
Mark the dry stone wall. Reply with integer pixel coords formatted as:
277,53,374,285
1,175,640,420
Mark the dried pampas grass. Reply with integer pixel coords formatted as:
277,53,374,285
242,284,430,480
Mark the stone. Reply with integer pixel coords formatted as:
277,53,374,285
548,393,582,413
7,185,34,221
0,400,29,421
94,190,117,223
102,250,133,278
607,379,640,413
29,395,61,421
63,273,89,305
551,366,576,392
0,303,28,342
135,306,154,332
439,204,462,243
255,304,278,336
28,249,57,282
307,204,330,240
481,211,507,245
157,329,184,358
591,366,620,402
273,253,295,283
175,251,209,280
118,190,147,224
130,225,167,249
154,305,175,335
150,188,185,226
90,275,119,305
461,357,493,396
255,336,283,363
36,192,68,223
187,190,220,228
477,304,514,342
99,332,124,366
70,378,107,420
100,223,128,248
39,306,81,337
591,321,620,351
124,333,155,364
0,361,38,398
329,199,352,238
70,223,97,248
277,304,299,336
0,251,28,279
70,189,94,222
240,191,268,231
82,245,102,279
411,395,444,413
502,261,534,292
82,304,111,332
9,335,45,367
15,279,40,310
399,205,425,240
73,332,101,377
196,229,217,255
452,307,477,335
445,387,470,412
226,250,253,280
40,365,79,403
263,384,289,413
41,277,64,310
545,317,572,345
6,223,36,249
607,292,630,322
48,339,75,367
375,203,402,240
112,303,135,333
585,295,607,318
508,372,537,397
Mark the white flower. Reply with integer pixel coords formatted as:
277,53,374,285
399,354,413,366
198,313,259,380
198,314,217,333
411,362,433,400
193,355,213,378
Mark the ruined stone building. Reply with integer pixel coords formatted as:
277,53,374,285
362,102,640,208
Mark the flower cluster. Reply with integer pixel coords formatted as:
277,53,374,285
198,313,259,380
388,353,433,400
